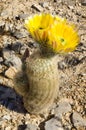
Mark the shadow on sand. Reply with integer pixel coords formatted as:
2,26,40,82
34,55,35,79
0,85,27,114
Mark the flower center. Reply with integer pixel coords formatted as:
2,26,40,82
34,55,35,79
61,38,64,42
60,38,66,45
39,27,43,30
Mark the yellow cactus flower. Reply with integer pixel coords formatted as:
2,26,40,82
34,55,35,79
25,13,80,54
24,13,54,42
48,20,80,53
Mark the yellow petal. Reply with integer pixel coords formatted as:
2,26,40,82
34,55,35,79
24,13,80,54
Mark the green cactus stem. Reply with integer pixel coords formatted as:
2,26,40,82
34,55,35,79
23,51,59,114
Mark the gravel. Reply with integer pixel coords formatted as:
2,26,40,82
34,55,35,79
54,99,72,118
45,118,64,130
2,49,22,70
0,0,86,129
72,112,86,127
25,124,38,130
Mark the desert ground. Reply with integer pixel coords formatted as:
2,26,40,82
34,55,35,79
0,0,86,130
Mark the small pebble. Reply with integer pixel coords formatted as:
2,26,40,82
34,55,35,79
0,57,3,63
5,66,17,79
2,115,11,120
2,49,15,60
0,21,5,34
31,4,43,12
54,100,72,118
72,112,86,127
19,14,29,19
25,124,38,130
39,2,49,8
45,118,64,130
81,0,86,5
58,60,67,69
0,64,2,71
4,54,22,70
11,42,23,53
65,55,80,66
20,45,29,55
13,30,27,39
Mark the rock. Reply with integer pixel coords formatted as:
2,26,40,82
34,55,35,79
5,23,13,32
2,35,12,47
25,124,38,130
1,10,8,17
0,21,13,34
13,29,27,39
63,0,76,6
72,112,86,127
39,2,49,8
5,126,12,130
0,21,5,34
68,5,74,10
65,55,80,67
58,55,80,69
45,118,64,130
54,0,57,2
58,60,67,69
28,42,38,48
5,66,17,79
41,2,52,10
11,42,23,53
0,64,7,73
31,4,43,12
15,15,20,20
2,115,11,120
3,49,22,70
53,0,62,3
0,57,3,63
18,124,27,130
0,76,14,88
81,0,86,5
10,56,22,70
20,45,29,55
54,100,72,118
2,49,15,60
19,14,29,19
0,65,2,72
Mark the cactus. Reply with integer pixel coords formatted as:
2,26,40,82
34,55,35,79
14,70,29,97
14,13,79,114
14,50,59,114
23,51,59,114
